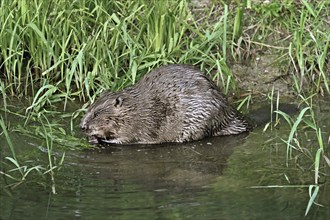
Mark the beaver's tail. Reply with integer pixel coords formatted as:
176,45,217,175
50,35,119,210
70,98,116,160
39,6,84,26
246,103,299,127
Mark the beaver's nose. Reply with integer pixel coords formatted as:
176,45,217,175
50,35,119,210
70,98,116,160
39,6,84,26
80,121,87,130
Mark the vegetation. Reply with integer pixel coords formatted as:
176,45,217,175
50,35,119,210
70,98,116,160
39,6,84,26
0,0,329,216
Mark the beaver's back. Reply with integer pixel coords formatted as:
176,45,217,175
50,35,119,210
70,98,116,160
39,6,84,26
129,65,250,143
137,65,220,95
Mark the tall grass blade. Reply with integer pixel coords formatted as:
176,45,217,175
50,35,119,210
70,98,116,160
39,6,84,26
285,107,310,166
305,185,319,216
0,118,18,164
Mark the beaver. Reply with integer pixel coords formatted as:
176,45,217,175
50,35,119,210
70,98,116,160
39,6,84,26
80,64,266,144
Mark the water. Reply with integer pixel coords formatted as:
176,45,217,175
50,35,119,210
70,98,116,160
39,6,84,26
1,99,329,219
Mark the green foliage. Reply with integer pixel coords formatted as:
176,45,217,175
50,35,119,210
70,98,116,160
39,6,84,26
0,114,68,193
1,0,329,101
275,98,329,215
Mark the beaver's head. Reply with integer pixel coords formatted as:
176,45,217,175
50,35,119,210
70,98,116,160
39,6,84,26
80,92,126,144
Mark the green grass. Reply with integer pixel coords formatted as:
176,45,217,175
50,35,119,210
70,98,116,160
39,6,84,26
0,0,329,214
262,99,329,215
0,0,243,102
1,0,328,99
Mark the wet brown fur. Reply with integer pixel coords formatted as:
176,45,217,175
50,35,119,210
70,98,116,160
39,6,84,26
80,64,252,144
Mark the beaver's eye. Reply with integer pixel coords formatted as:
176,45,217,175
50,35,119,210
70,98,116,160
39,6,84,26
93,112,99,118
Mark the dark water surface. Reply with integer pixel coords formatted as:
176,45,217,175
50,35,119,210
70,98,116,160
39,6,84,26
1,99,329,219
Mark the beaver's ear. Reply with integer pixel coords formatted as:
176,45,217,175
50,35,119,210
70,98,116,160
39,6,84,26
113,96,123,107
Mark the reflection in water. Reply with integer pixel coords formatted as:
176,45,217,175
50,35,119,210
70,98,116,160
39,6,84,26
75,134,248,190
1,134,249,219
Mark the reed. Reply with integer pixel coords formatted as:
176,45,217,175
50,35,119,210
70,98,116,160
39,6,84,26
274,96,329,215
0,116,42,187
0,1,198,100
1,0,328,99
